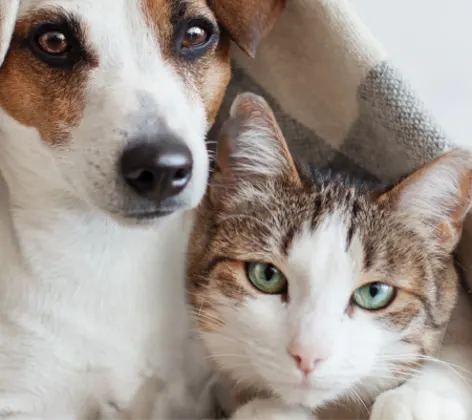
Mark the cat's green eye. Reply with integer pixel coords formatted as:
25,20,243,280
352,282,396,310
246,262,287,295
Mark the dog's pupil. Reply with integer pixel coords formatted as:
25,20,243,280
40,32,67,54
184,27,206,46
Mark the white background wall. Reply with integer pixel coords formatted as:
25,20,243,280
351,0,472,148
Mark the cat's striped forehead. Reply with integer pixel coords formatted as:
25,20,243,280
206,168,388,265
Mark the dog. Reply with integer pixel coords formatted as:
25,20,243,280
0,0,284,418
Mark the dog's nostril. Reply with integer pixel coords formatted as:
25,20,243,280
173,167,191,184
125,169,156,192
120,140,193,202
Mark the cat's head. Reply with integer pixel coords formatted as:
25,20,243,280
188,92,472,408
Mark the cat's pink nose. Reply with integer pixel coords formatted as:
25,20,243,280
291,354,319,375
288,342,323,375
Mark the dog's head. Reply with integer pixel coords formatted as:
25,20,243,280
0,0,284,221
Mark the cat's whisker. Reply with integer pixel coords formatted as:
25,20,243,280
377,354,472,379
189,313,225,329
188,307,220,320
206,353,252,361
215,362,256,372
197,331,251,348
226,369,264,395
347,389,369,416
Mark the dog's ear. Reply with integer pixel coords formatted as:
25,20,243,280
0,0,19,66
210,0,285,58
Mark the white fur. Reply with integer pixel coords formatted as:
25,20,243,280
0,0,214,418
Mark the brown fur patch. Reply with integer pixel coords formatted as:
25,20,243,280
141,0,176,57
0,9,98,145
141,0,231,126
208,0,286,57
212,261,251,300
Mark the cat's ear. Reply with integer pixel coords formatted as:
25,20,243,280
215,92,302,185
379,149,472,252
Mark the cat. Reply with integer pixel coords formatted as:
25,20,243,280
187,92,472,420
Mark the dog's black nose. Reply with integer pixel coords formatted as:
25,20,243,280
120,141,193,201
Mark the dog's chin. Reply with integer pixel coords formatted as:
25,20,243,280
110,208,183,227
82,186,199,226
87,198,186,227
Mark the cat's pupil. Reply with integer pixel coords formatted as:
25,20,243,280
264,266,276,281
369,284,379,298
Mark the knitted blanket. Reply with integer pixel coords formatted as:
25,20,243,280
212,0,472,290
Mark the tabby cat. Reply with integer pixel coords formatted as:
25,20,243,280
188,93,472,420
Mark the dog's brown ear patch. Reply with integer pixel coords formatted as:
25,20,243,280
210,0,285,57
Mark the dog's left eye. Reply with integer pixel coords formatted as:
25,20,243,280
182,26,209,49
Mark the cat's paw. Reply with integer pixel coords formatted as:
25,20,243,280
230,398,315,420
370,385,467,420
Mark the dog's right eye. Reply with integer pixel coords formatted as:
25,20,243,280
28,22,82,68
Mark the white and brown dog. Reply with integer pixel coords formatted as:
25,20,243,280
0,0,284,418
